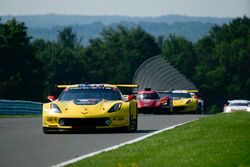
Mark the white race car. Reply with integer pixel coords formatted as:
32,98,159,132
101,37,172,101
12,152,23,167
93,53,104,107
224,100,250,113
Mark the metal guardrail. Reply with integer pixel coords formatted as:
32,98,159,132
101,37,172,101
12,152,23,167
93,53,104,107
0,100,42,115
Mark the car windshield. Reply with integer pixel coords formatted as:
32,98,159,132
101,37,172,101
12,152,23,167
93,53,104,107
172,93,191,99
229,103,248,107
59,88,122,101
137,93,159,100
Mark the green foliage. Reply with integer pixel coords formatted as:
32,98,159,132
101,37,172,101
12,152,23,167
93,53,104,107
162,34,197,79
13,14,230,46
206,105,220,114
31,24,159,99
32,31,86,98
57,27,80,49
84,25,160,83
162,16,250,113
195,16,250,110
0,19,43,100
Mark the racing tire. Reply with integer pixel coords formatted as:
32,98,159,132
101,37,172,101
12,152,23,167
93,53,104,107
125,117,138,133
127,119,138,132
125,104,138,132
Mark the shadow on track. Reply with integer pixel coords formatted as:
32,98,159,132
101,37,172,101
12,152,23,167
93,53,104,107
43,128,156,135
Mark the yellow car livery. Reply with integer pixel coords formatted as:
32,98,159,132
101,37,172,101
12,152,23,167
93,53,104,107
171,90,199,113
42,83,138,133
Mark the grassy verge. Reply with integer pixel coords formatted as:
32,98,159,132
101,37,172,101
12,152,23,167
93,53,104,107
0,114,41,118
68,112,250,167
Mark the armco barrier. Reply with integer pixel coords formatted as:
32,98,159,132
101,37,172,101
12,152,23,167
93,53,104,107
0,100,42,115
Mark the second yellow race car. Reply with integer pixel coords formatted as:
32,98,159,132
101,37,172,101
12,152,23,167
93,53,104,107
171,90,199,114
42,83,138,133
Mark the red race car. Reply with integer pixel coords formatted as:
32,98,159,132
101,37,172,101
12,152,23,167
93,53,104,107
136,88,168,113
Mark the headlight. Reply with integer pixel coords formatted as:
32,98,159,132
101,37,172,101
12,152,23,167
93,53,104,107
50,103,62,113
108,103,122,113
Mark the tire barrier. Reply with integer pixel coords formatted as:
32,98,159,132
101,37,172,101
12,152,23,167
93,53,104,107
132,55,196,90
0,100,42,115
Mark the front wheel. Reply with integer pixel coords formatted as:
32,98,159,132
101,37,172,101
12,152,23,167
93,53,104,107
125,118,137,132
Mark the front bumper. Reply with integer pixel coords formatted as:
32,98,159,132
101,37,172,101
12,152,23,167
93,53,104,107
173,104,197,113
43,115,129,130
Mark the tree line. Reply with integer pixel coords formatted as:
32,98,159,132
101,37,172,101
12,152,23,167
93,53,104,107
28,21,213,45
0,19,159,101
0,17,249,113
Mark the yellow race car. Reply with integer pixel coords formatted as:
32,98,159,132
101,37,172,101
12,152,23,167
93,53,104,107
42,83,138,133
171,90,199,114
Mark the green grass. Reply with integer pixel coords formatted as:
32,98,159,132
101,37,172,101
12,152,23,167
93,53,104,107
68,112,250,167
0,114,41,118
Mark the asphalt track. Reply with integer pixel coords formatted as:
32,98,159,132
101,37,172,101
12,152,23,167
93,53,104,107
0,114,205,167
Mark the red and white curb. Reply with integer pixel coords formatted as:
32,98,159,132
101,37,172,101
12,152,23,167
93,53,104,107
53,119,197,167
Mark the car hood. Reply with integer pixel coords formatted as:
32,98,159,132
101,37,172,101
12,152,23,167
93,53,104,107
137,99,160,107
173,98,191,106
55,99,120,116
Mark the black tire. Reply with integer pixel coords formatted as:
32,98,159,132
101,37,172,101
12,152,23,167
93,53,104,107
138,108,142,113
125,103,138,132
125,118,137,132
173,109,179,115
154,109,162,114
125,107,138,133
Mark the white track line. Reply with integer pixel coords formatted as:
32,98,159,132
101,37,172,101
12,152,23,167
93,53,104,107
53,119,197,167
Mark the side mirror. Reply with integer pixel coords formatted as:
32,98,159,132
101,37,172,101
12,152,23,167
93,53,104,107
127,95,136,101
48,95,55,102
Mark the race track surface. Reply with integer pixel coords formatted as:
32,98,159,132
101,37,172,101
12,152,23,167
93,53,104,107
0,114,204,167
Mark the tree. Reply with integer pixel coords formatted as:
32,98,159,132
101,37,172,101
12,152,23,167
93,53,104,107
32,28,86,98
194,16,250,112
57,27,80,49
162,34,197,79
0,19,42,100
85,25,160,83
